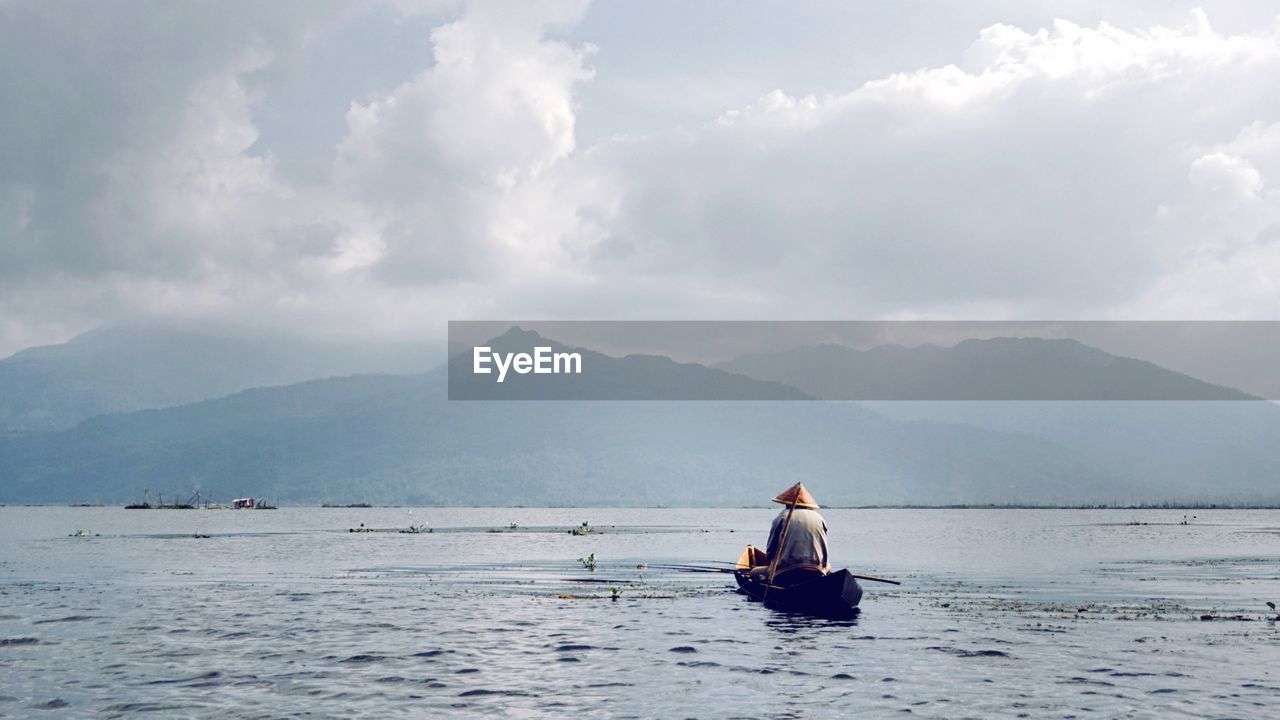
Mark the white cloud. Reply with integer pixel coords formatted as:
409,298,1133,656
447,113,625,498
563,9,1280,320
1124,122,1280,318
330,0,594,284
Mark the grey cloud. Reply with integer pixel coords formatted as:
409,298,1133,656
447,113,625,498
2,2,1280,357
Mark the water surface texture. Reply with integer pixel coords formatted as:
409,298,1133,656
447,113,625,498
1,507,1278,717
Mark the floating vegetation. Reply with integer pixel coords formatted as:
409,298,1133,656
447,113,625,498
556,592,673,600
68,530,98,537
400,524,428,534
570,521,598,536
927,590,1280,625
191,533,210,539
580,553,597,571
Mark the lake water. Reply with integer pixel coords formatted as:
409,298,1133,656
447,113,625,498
1,507,1278,718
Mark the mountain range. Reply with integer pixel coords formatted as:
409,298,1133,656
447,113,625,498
715,337,1253,400
0,326,1276,506
0,325,435,433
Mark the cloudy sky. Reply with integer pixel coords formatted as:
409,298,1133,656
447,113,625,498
2,0,1279,356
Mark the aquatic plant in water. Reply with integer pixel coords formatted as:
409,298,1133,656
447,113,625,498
580,553,597,571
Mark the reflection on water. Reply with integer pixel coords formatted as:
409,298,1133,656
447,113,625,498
763,613,860,634
0,507,1277,717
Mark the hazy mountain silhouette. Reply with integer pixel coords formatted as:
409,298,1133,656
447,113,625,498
0,365,1135,506
714,337,1280,503
0,325,436,433
864,400,1280,502
716,337,1255,400
2,330,1276,506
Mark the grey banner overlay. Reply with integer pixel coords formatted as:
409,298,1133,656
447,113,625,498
448,321,1280,400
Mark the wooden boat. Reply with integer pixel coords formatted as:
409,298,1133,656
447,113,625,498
733,546,862,618
734,567,862,618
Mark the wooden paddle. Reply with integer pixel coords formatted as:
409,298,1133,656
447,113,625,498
847,573,901,586
646,563,902,585
762,495,799,600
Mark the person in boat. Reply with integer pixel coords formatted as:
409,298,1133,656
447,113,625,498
745,482,830,587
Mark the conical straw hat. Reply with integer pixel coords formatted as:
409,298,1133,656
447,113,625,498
771,482,818,509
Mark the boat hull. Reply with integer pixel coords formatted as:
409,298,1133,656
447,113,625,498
734,569,863,618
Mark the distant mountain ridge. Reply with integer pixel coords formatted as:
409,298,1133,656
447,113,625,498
0,325,437,433
716,337,1255,401
1,327,1278,506
0,364,1134,506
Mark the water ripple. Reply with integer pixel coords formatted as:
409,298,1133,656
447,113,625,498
1,507,1278,717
